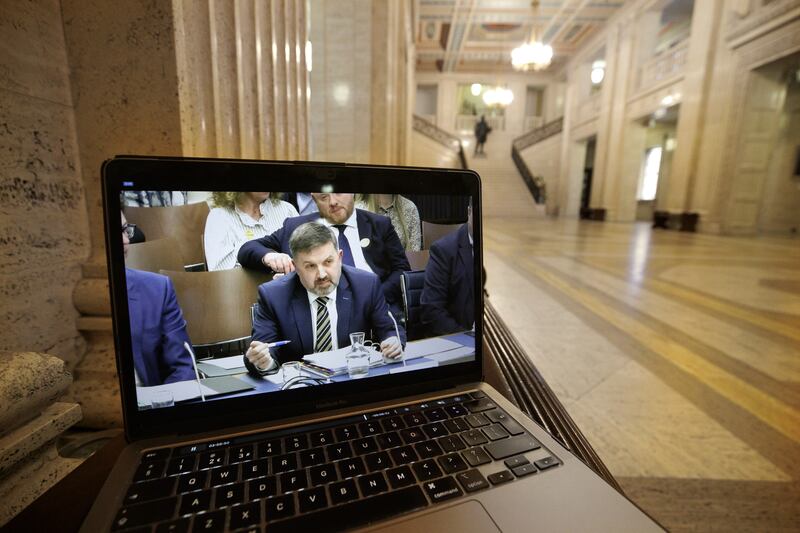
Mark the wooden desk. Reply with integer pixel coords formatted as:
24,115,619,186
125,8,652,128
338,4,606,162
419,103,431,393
5,300,618,532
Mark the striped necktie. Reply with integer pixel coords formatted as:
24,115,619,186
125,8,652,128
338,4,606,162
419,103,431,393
314,297,333,353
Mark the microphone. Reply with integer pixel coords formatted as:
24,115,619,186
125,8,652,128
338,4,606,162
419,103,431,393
387,310,404,363
183,341,206,402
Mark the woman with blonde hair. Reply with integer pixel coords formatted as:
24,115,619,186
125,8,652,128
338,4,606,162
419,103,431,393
204,192,298,270
358,194,421,251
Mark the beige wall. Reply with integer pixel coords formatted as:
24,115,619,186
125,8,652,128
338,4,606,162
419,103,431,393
0,0,89,369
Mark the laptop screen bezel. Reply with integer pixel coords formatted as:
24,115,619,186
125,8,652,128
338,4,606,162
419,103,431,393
102,155,484,441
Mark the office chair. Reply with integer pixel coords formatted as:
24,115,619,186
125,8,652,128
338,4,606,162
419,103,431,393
400,270,427,341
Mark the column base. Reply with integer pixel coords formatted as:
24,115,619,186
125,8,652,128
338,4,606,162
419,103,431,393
653,211,700,232
579,208,607,221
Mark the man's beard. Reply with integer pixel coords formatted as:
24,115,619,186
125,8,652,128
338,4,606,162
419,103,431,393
311,278,336,296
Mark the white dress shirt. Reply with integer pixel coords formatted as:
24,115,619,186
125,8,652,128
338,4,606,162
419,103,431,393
319,210,374,274
308,288,339,351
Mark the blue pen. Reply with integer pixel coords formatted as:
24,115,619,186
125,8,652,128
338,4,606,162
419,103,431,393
267,340,292,348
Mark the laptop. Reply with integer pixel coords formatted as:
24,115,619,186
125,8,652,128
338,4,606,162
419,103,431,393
82,155,663,532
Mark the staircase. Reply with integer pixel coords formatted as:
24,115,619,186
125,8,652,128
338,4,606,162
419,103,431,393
467,131,543,218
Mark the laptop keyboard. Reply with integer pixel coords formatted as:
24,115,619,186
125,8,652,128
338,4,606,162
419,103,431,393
112,392,561,532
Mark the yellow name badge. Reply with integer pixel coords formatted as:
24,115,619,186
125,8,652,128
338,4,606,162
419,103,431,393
245,229,254,239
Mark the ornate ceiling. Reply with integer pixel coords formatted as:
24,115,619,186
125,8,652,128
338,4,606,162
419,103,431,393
415,0,626,73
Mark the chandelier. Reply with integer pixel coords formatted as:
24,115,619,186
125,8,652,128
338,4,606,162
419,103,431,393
511,41,553,71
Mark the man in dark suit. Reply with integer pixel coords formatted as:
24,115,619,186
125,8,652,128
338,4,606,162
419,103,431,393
245,222,405,375
420,205,475,335
237,193,410,313
122,213,195,386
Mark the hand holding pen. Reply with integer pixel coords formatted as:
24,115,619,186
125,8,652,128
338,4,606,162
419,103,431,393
245,340,291,371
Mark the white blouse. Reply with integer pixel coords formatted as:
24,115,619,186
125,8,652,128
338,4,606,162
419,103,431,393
204,200,299,271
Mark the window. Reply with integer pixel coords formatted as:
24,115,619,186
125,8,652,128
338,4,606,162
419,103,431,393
638,147,662,201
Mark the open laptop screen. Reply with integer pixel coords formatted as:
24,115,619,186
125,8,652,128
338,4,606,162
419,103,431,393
119,189,476,412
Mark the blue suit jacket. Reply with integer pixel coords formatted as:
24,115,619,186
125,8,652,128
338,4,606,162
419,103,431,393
126,268,195,386
420,224,475,335
237,209,410,305
245,265,406,373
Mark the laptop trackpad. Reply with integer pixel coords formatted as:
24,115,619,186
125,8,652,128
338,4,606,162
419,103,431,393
372,500,501,532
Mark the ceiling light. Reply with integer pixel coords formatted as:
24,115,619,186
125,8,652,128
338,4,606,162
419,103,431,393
471,83,482,96
482,87,513,107
590,60,605,85
511,42,553,71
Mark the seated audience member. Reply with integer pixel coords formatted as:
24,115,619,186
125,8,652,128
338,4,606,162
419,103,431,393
244,222,405,375
237,192,410,314
283,192,319,216
359,194,422,251
420,203,475,335
123,190,188,207
204,191,299,271
122,212,195,386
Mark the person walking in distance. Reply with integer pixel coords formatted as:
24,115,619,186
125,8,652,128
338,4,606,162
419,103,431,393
474,115,491,157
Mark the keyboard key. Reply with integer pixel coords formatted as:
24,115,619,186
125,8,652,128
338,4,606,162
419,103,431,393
285,435,309,452
438,453,468,474
209,465,239,486
328,478,358,504
399,428,426,444
264,486,428,533
504,455,529,469
280,470,308,492
445,404,468,417
421,475,462,503
309,430,333,447
465,414,490,428
487,470,514,485
258,440,281,457
299,447,326,467
364,451,392,472
421,422,448,439
337,457,366,478
133,460,166,482
444,418,470,433
166,456,195,476
179,489,211,514
412,459,442,481
114,497,176,530
438,435,466,453
376,431,401,449
229,445,254,464
265,494,295,521
485,410,526,436
386,465,415,489
414,440,443,459
423,408,447,421
334,425,357,441
357,472,388,497
298,486,328,513
485,435,541,460
462,429,488,446
190,509,225,532
155,518,190,533
535,456,560,470
512,463,537,477
483,424,509,441
403,412,426,427
125,477,176,505
470,390,487,399
248,476,277,498
325,442,352,461
177,471,208,493
198,451,226,469
309,463,338,485
353,436,378,455
389,445,418,465
241,459,268,480
455,469,489,493
381,416,405,432
462,447,491,467
358,421,382,436
229,502,260,530
214,482,244,508
463,398,496,413
271,453,298,473
143,448,171,462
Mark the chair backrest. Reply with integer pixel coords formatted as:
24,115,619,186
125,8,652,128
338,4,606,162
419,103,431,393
401,270,427,341
125,237,185,273
159,268,273,346
421,222,461,250
125,202,210,267
405,250,430,271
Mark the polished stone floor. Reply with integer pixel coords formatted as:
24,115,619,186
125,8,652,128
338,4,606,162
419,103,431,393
483,217,800,532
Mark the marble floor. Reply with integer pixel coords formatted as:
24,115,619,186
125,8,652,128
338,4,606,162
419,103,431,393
482,217,800,532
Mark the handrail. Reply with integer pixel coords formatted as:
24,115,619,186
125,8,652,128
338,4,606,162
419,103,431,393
510,117,564,205
412,114,468,170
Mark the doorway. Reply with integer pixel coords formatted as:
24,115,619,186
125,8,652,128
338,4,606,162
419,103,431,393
579,137,596,219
